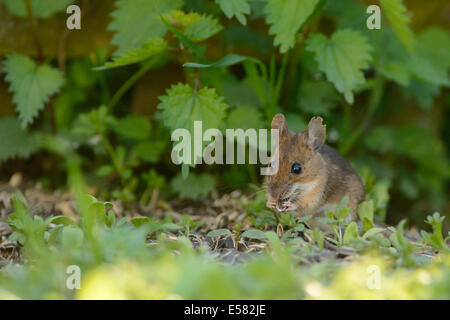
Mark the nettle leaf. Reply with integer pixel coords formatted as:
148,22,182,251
416,28,450,71
216,0,251,25
407,28,450,87
108,0,183,56
306,29,372,104
402,80,440,110
94,38,167,70
379,61,411,87
108,115,151,140
3,54,65,127
184,15,223,42
380,0,415,51
171,173,216,200
163,10,223,42
133,140,166,163
157,83,228,134
4,0,73,19
163,10,202,28
264,0,321,53
0,117,38,162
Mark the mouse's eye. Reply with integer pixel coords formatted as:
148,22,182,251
291,163,302,175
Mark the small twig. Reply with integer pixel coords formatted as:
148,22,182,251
58,29,70,73
339,75,385,155
25,0,43,62
108,58,156,111
149,188,160,212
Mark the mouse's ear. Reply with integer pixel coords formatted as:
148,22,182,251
271,113,288,137
305,116,326,151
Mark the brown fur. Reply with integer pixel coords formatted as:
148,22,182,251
266,114,365,233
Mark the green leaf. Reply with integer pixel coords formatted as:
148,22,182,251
94,37,167,70
105,211,116,228
96,165,114,177
402,80,440,110
343,222,359,245
3,54,65,127
48,216,76,226
241,229,267,240
311,228,324,250
171,173,216,200
4,0,74,18
297,80,341,115
415,28,450,70
130,216,151,228
407,28,450,87
162,10,223,42
0,117,38,162
89,202,106,226
161,16,207,62
297,215,312,223
207,229,232,238
380,0,415,51
133,140,166,163
264,0,321,53
158,83,228,131
184,14,223,42
306,29,372,104
183,54,255,69
162,9,202,28
379,61,411,87
157,83,228,162
362,227,386,240
61,226,84,248
108,115,151,140
72,105,110,136
422,212,448,252
108,0,182,56
335,196,350,220
389,220,415,266
357,200,374,232
216,0,251,25
226,105,265,131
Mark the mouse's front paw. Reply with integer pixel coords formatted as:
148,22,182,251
266,200,277,210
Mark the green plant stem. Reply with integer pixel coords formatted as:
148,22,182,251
108,59,155,111
340,75,385,155
25,0,43,62
100,133,124,185
273,53,289,110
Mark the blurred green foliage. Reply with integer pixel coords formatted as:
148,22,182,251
0,0,449,299
0,1,447,228
0,168,448,298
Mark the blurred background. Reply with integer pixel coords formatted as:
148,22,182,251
0,0,448,233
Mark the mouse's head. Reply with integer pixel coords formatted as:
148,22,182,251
266,114,326,212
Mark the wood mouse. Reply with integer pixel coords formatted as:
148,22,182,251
266,114,365,234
